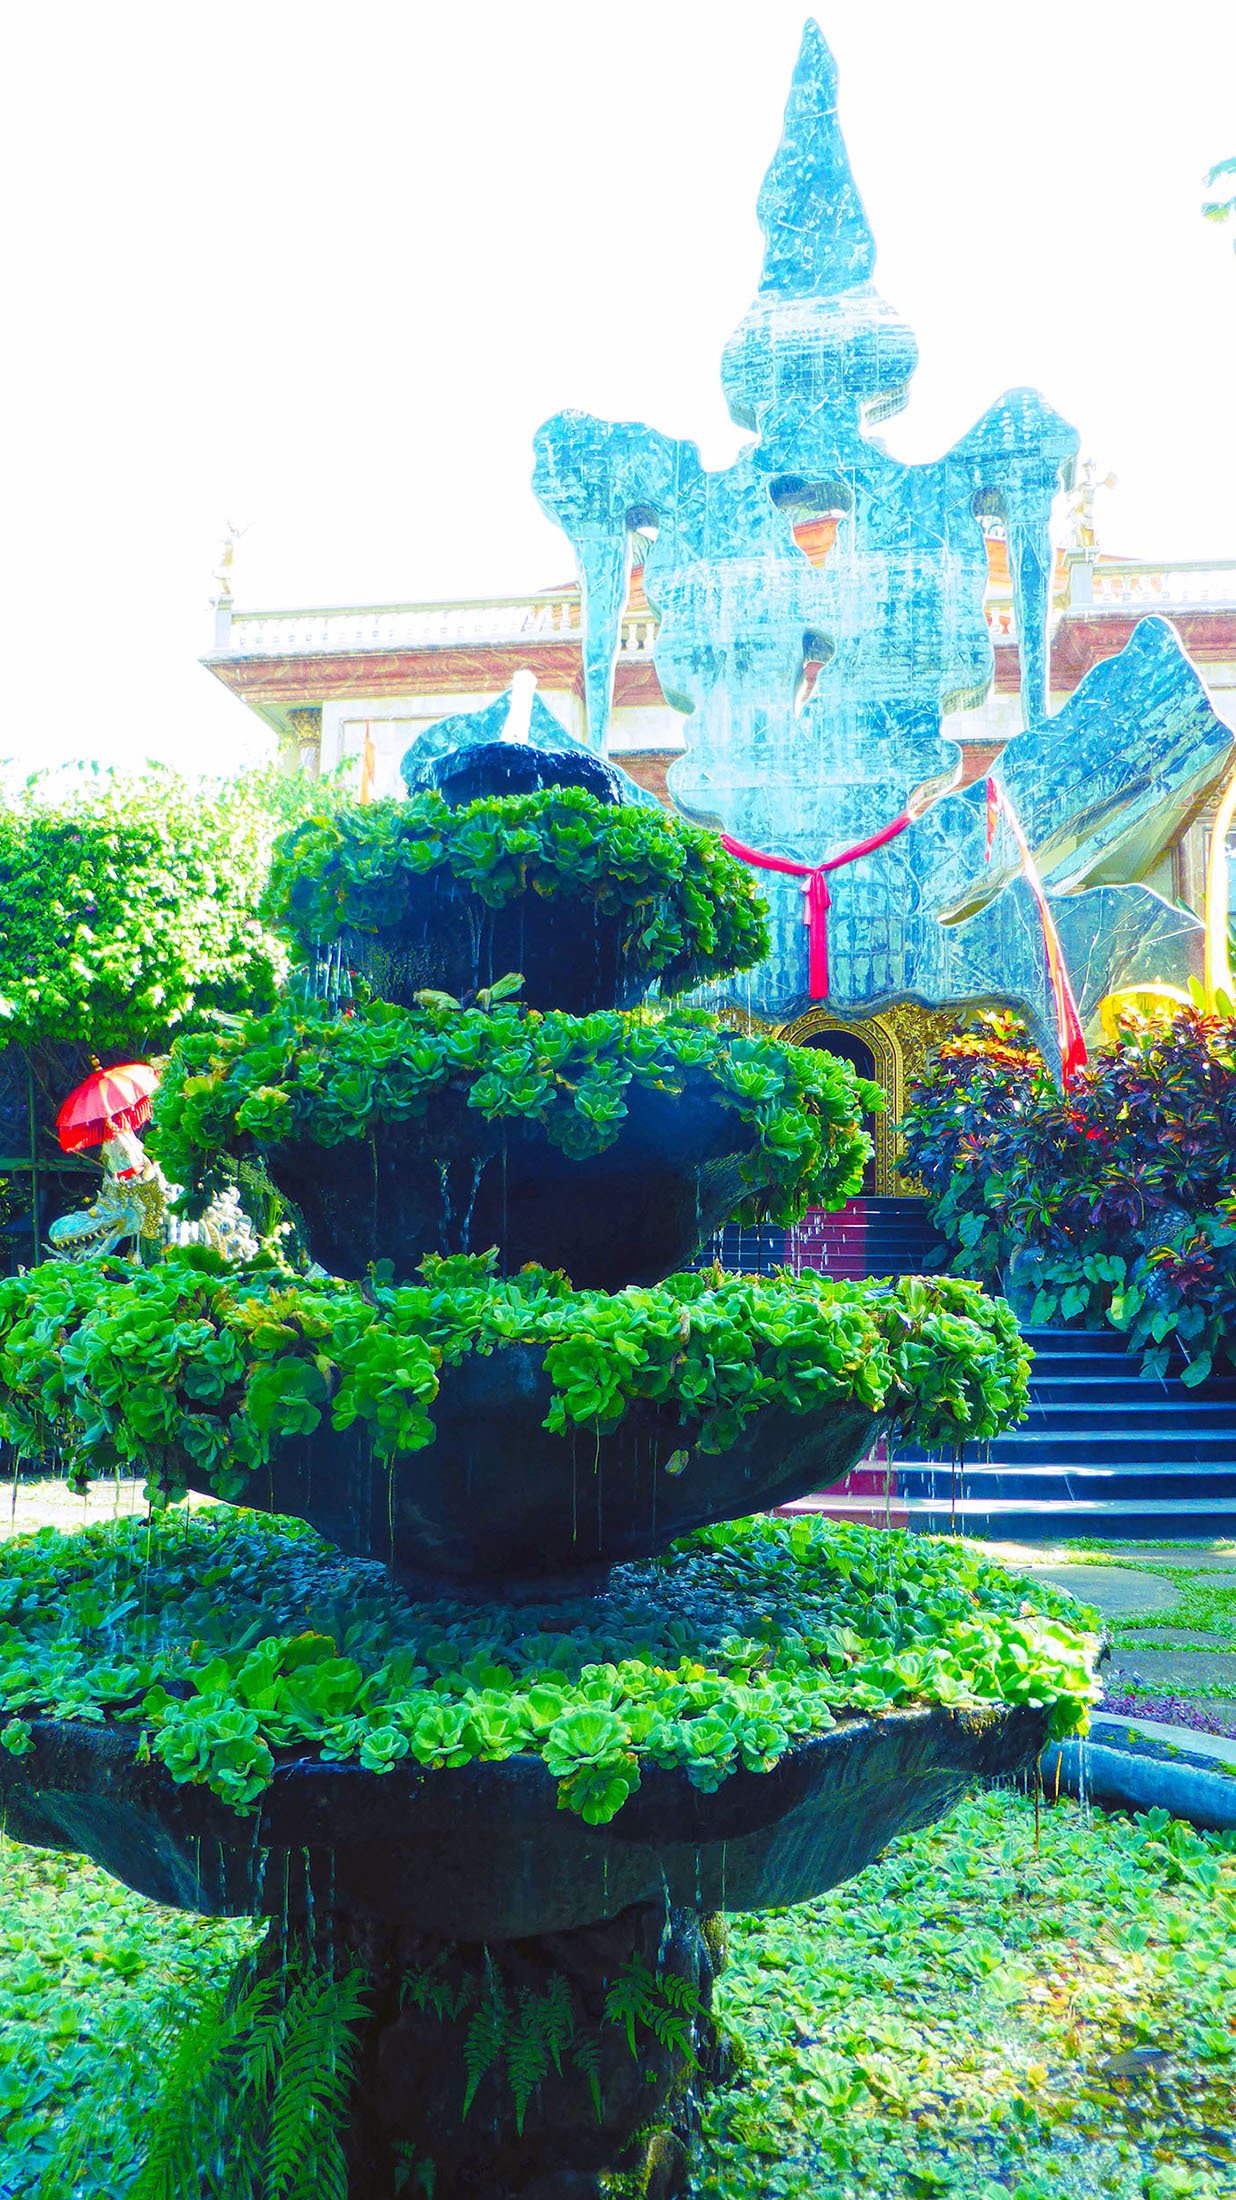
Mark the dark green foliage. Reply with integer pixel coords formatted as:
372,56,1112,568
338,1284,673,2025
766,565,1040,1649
149,993,877,1225
95,1950,367,2200
603,1955,702,2063
0,1507,1099,1820
0,768,314,1052
457,1964,589,2131
0,1249,1030,1503
8,1789,1235,2199
262,788,770,994
903,1006,1236,1380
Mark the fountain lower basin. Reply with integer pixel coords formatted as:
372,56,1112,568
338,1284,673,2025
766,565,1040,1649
0,1701,1046,1942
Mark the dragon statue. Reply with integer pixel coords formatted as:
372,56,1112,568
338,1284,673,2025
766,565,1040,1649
47,1125,257,1265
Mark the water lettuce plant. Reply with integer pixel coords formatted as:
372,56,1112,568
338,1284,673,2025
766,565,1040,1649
6,1785,1232,2200
0,1510,1100,1821
263,788,770,994
0,1250,1030,1503
149,995,879,1224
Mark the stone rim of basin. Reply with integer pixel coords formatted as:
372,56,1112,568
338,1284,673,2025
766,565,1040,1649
0,1699,1049,1942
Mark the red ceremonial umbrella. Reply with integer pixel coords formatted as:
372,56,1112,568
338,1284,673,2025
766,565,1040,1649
55,1062,161,1154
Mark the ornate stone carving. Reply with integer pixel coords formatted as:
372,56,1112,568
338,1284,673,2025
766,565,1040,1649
532,23,1231,1070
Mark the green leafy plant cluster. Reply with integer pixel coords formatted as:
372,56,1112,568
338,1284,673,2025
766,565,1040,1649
7,1786,1234,2200
903,1006,1236,1382
0,1507,1099,1821
148,992,878,1222
0,766,325,1051
701,1788,1236,2200
262,788,770,994
0,1250,1030,1503
402,1946,698,2135
124,1952,367,2200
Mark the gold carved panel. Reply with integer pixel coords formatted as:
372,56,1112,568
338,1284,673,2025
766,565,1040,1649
772,1002,955,1196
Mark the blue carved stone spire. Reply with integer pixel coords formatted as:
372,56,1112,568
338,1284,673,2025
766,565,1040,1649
757,20,875,298
530,20,1226,1067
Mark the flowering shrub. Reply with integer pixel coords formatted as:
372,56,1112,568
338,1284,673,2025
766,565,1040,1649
903,1007,1236,1382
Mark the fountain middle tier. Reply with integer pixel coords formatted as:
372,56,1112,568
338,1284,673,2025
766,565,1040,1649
0,1255,1028,1593
196,1345,879,1592
150,995,875,1290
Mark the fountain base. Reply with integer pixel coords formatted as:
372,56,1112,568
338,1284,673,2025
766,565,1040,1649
239,1902,729,2200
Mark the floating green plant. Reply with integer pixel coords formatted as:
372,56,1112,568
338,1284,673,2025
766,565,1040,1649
0,1510,1099,1820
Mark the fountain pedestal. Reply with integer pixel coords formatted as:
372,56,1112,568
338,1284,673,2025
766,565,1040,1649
273,1904,729,2200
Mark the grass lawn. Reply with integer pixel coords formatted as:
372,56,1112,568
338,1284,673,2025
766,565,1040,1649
1,1788,1233,2199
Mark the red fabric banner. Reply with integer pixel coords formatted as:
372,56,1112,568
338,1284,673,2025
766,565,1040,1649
720,811,912,1000
986,776,1089,1088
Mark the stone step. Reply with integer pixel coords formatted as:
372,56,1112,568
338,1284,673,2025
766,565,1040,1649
890,1461,1236,1500
794,1492,1236,1540
1021,1396,1236,1424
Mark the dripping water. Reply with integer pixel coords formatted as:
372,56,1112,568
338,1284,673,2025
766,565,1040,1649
658,1871,673,1967
459,1156,486,1256
250,1838,270,1919
303,1846,316,1954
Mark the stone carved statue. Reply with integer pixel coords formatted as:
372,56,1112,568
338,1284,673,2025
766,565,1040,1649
47,1126,257,1265
1065,459,1117,552
532,22,1233,1070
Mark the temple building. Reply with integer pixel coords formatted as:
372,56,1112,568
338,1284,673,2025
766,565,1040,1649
205,528,1236,1205
204,21,1236,1194
205,523,1236,924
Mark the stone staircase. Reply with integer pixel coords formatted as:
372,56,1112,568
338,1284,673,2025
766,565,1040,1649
703,1197,940,1282
704,1201,1236,1541
814,1325,1236,1543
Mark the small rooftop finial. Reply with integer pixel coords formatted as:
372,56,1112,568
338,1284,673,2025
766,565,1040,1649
756,20,875,299
211,519,248,605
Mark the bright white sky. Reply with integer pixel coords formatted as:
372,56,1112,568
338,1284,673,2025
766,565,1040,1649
2,0,1234,776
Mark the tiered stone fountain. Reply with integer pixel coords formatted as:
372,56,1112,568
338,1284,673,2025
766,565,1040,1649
0,749,1064,2199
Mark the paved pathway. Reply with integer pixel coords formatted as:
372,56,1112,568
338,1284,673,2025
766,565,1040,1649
981,1536,1236,1729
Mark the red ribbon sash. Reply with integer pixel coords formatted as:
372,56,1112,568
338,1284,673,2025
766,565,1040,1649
984,776,1088,1089
720,813,913,1000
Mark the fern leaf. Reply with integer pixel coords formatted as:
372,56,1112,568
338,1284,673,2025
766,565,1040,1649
131,1981,267,2200
602,1957,659,2058
647,2004,697,2064
657,1972,703,2014
507,1988,555,2135
569,2033,604,2123
268,1965,365,2200
461,1970,506,2121
538,1972,575,2075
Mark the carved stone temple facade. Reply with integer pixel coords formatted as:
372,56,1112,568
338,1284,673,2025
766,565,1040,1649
204,25,1236,1186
